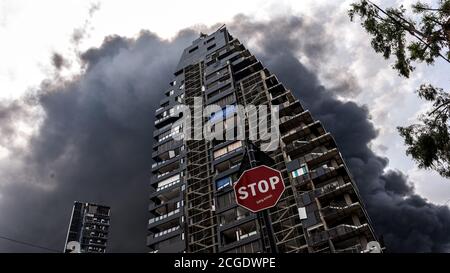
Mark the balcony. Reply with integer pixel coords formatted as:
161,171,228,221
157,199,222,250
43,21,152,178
153,123,172,138
153,160,180,178
148,192,181,213
205,69,230,85
84,219,110,226
309,223,370,246
85,225,109,233
154,113,179,129
155,103,173,116
213,145,244,165
147,227,182,247
214,151,242,175
83,232,108,240
292,164,346,190
152,140,183,160
206,73,231,90
268,84,288,102
265,74,279,89
151,155,180,171
148,208,182,227
155,179,181,193
150,185,181,206
218,210,255,231
233,61,264,82
206,86,235,105
84,241,107,248
219,220,260,252
159,96,170,107
151,166,184,185
279,100,304,116
299,149,340,169
334,244,363,253
206,84,234,102
231,55,257,73
205,58,227,75
321,202,362,221
285,133,335,159
309,164,345,182
151,226,181,240
153,128,182,148
316,181,352,200
291,173,311,188
206,77,232,94
218,45,241,61
281,118,320,141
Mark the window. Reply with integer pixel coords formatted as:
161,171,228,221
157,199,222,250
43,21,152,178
213,146,227,159
224,116,236,130
209,104,236,123
158,124,182,142
205,67,228,81
216,176,231,190
158,130,170,142
207,83,232,99
172,124,182,134
213,141,242,159
188,46,198,53
207,44,216,51
206,59,216,67
175,94,184,103
292,164,308,178
216,191,234,209
212,94,235,108
227,141,242,152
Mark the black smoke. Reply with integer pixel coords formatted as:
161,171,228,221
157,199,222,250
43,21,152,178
51,53,69,71
228,15,450,252
0,29,198,252
71,2,101,46
0,14,449,253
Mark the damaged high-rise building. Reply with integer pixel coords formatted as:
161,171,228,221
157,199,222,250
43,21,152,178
148,26,380,253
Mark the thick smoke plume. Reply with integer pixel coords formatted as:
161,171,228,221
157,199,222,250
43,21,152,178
0,14,449,252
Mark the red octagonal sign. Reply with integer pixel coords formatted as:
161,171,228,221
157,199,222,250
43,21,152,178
234,165,285,213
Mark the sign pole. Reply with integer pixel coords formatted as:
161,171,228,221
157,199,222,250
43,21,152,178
245,140,279,253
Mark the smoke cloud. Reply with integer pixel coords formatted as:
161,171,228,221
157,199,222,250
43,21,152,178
228,15,450,252
0,14,449,253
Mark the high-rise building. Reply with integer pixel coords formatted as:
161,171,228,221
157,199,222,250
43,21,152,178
64,201,110,253
148,27,380,253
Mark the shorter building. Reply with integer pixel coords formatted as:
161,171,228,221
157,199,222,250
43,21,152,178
64,201,110,253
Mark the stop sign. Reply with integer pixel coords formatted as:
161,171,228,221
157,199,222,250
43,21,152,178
234,165,285,213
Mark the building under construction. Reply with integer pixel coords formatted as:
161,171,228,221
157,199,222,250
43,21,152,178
148,27,380,253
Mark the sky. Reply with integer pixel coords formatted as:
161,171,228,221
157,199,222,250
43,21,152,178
0,0,449,252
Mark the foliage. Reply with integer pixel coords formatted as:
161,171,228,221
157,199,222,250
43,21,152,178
349,0,450,77
398,85,450,177
349,1,450,178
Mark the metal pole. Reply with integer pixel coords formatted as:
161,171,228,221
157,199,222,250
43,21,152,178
246,140,278,253
261,210,278,253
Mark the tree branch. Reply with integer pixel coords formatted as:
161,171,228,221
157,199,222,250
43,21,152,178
367,0,450,63
414,7,444,12
429,100,450,116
